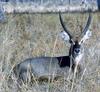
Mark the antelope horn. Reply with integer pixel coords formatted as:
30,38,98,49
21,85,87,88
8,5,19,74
81,13,92,37
59,12,74,43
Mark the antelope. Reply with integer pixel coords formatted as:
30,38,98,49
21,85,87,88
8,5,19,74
12,13,92,83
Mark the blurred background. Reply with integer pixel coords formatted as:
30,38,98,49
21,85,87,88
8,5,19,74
0,0,99,13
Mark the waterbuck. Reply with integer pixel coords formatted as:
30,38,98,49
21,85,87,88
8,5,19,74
12,13,92,83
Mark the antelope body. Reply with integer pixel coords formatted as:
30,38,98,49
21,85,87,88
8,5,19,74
13,56,70,80
13,13,92,82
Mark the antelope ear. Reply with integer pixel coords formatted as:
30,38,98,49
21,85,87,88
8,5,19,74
59,31,70,42
79,29,92,44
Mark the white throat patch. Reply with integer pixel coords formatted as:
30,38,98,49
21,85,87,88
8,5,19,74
75,53,83,64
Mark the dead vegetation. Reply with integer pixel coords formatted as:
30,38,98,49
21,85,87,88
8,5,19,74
0,12,100,92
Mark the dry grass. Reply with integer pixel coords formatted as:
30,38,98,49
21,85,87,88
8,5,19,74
0,12,100,92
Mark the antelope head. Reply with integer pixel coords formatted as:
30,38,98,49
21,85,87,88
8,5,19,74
59,13,92,65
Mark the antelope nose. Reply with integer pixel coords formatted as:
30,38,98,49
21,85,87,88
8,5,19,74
75,49,80,53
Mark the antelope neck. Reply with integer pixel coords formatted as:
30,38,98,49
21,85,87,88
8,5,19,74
57,56,71,68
